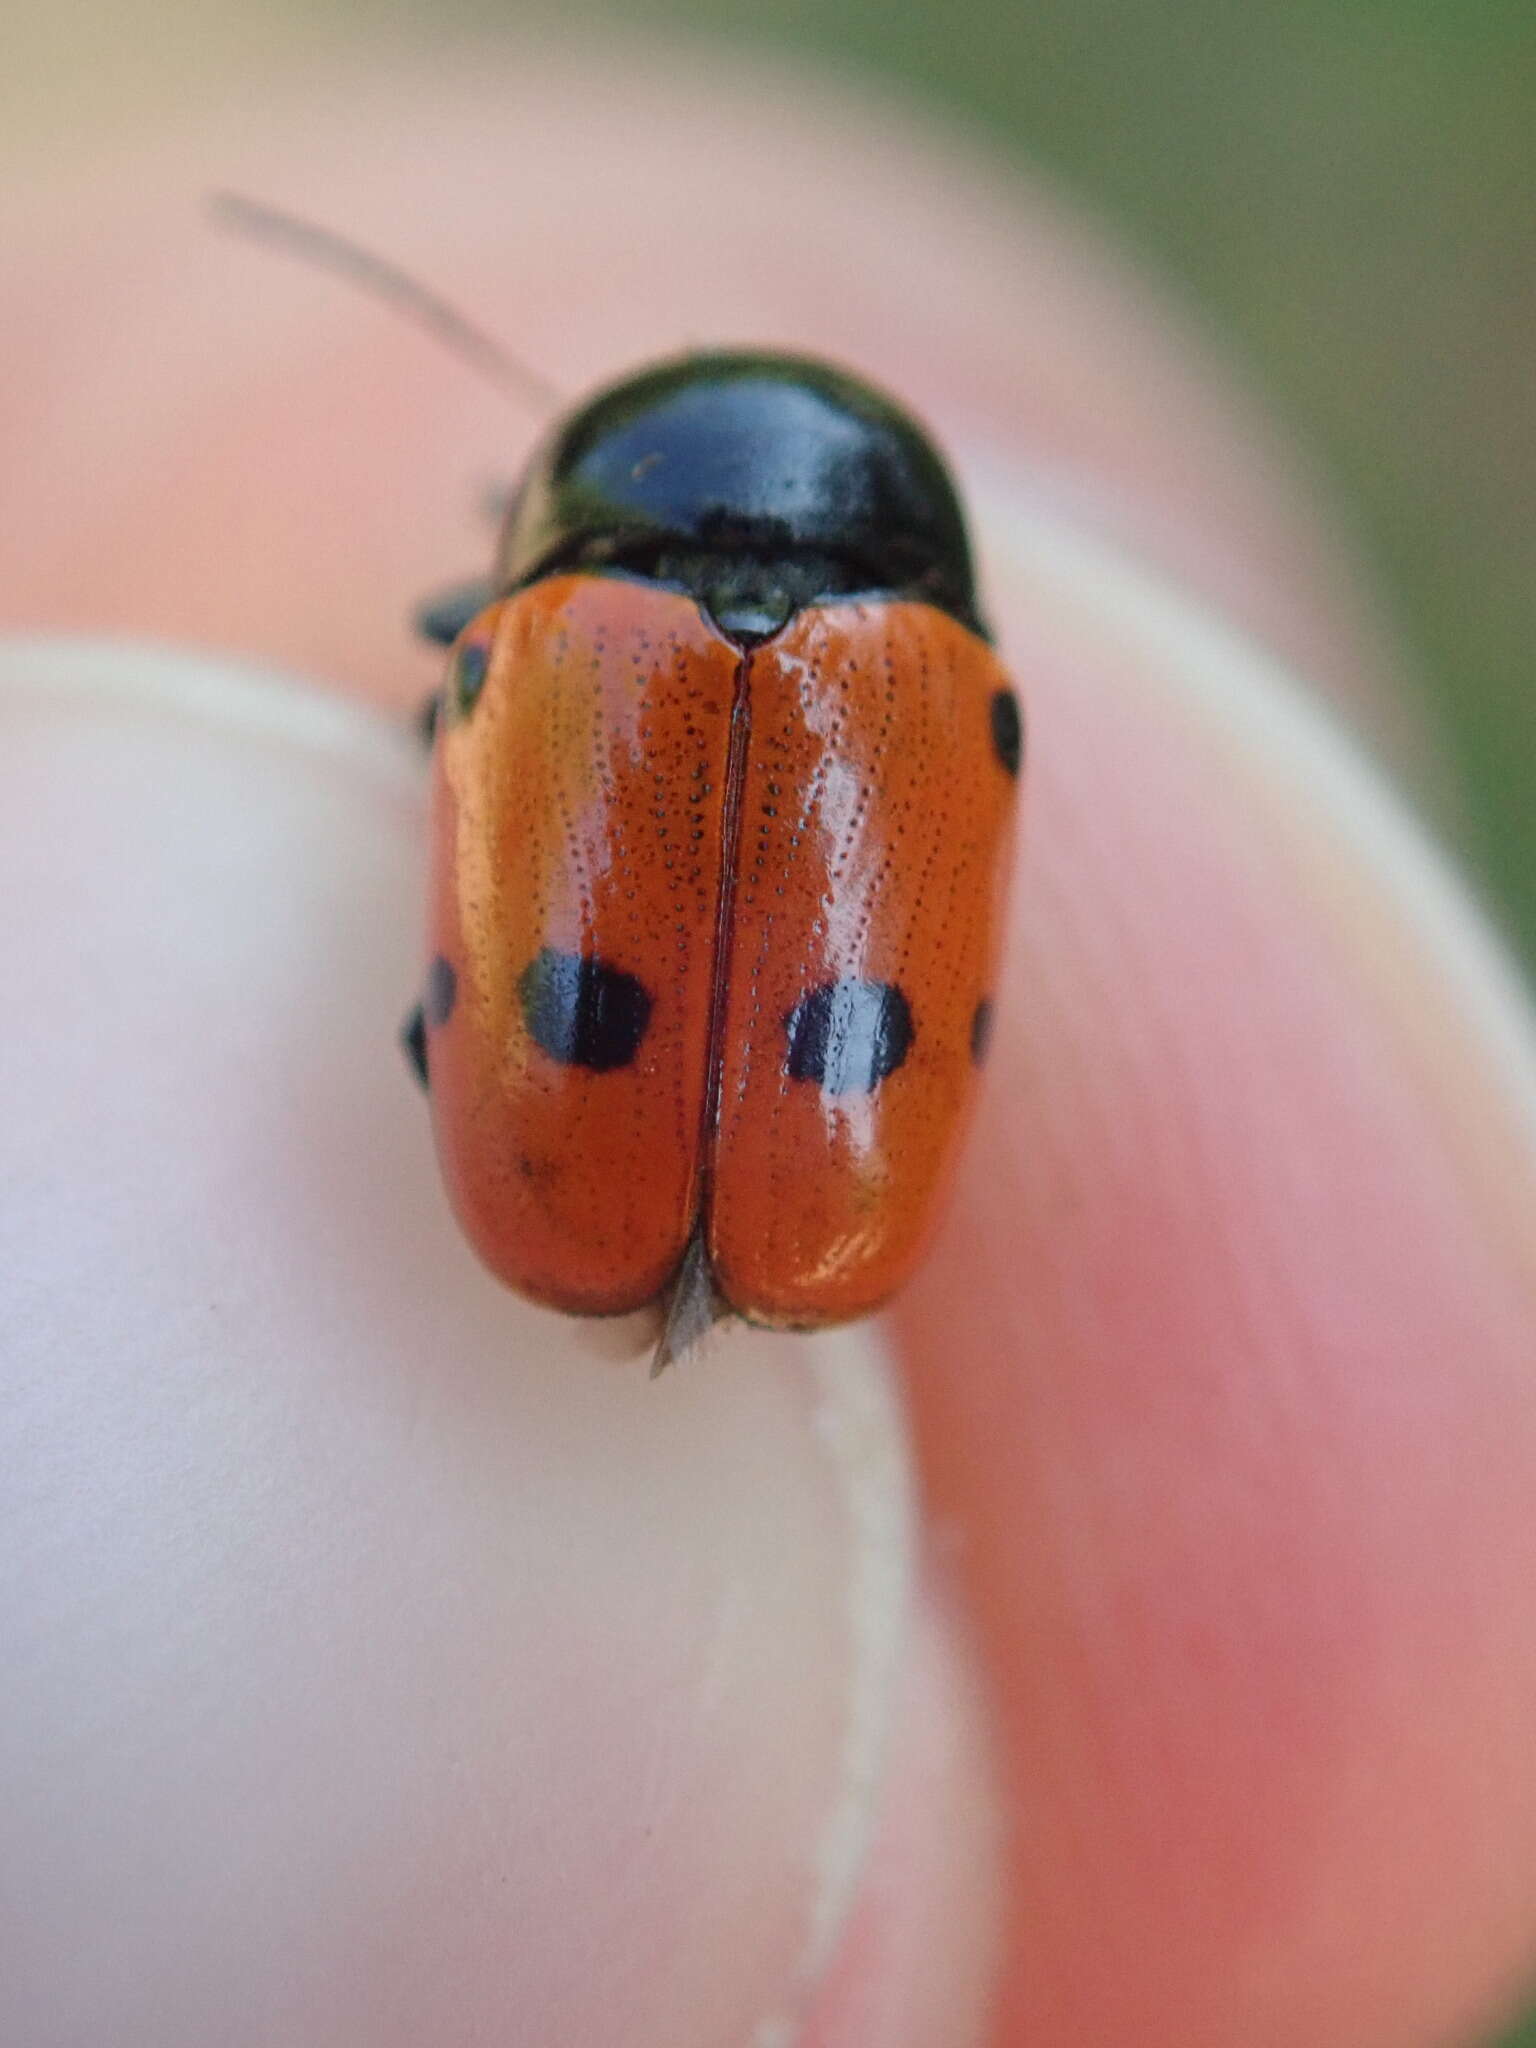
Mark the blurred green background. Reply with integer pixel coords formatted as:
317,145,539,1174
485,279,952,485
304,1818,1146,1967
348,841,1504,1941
9,0,1535,2038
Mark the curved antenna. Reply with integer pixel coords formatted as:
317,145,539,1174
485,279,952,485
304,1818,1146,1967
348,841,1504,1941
210,191,566,417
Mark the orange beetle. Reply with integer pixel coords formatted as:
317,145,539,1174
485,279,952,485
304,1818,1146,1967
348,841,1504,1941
404,353,1020,1366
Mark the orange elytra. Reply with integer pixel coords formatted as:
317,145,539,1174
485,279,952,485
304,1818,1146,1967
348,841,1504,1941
406,352,1021,1367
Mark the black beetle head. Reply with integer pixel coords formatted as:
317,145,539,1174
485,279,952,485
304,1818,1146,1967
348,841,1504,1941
495,352,985,640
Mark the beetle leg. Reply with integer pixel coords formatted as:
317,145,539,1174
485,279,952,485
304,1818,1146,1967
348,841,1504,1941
479,480,518,526
400,1002,429,1091
413,577,495,648
415,691,442,750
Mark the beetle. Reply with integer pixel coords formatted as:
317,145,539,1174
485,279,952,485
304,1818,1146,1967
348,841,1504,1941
214,194,1020,1369
403,352,1022,1368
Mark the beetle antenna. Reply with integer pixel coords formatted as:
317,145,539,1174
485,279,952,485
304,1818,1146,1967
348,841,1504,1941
210,191,566,416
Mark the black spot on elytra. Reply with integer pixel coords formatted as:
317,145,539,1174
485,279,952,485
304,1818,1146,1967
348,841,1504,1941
990,687,1023,777
785,978,913,1095
401,1003,429,1090
425,954,457,1028
519,948,653,1071
452,640,490,717
970,997,994,1065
